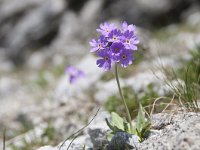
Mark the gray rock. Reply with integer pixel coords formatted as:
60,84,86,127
87,110,110,149
0,49,14,72
0,77,20,97
0,0,44,23
56,135,92,150
37,146,56,150
105,132,139,150
1,0,66,63
100,0,199,27
138,111,200,150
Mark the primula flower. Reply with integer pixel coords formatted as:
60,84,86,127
119,49,133,68
89,35,105,52
66,66,85,84
121,30,139,50
96,22,116,37
108,29,121,43
96,49,112,71
110,42,124,55
90,21,139,71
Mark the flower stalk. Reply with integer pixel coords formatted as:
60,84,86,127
114,63,134,133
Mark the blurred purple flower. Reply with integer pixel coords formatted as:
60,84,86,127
121,21,136,32
66,66,85,84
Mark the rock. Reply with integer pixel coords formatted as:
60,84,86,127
101,0,198,27
1,0,66,63
0,49,14,72
56,135,92,150
0,0,45,23
94,79,120,103
138,111,200,150
0,77,20,97
51,0,103,56
7,123,48,149
37,146,55,150
26,51,47,70
105,132,139,150
87,110,110,149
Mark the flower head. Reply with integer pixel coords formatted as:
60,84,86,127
66,66,85,84
90,21,139,71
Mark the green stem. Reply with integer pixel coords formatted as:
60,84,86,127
114,64,134,133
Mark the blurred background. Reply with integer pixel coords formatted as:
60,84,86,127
0,0,200,149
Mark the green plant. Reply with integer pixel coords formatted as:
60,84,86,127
106,106,150,142
163,47,200,111
136,104,151,142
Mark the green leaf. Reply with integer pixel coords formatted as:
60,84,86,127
106,131,114,141
111,112,125,131
106,112,132,134
136,103,151,142
105,118,118,132
123,118,129,132
136,103,146,132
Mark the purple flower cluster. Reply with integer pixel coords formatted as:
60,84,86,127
89,21,139,71
66,66,85,84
